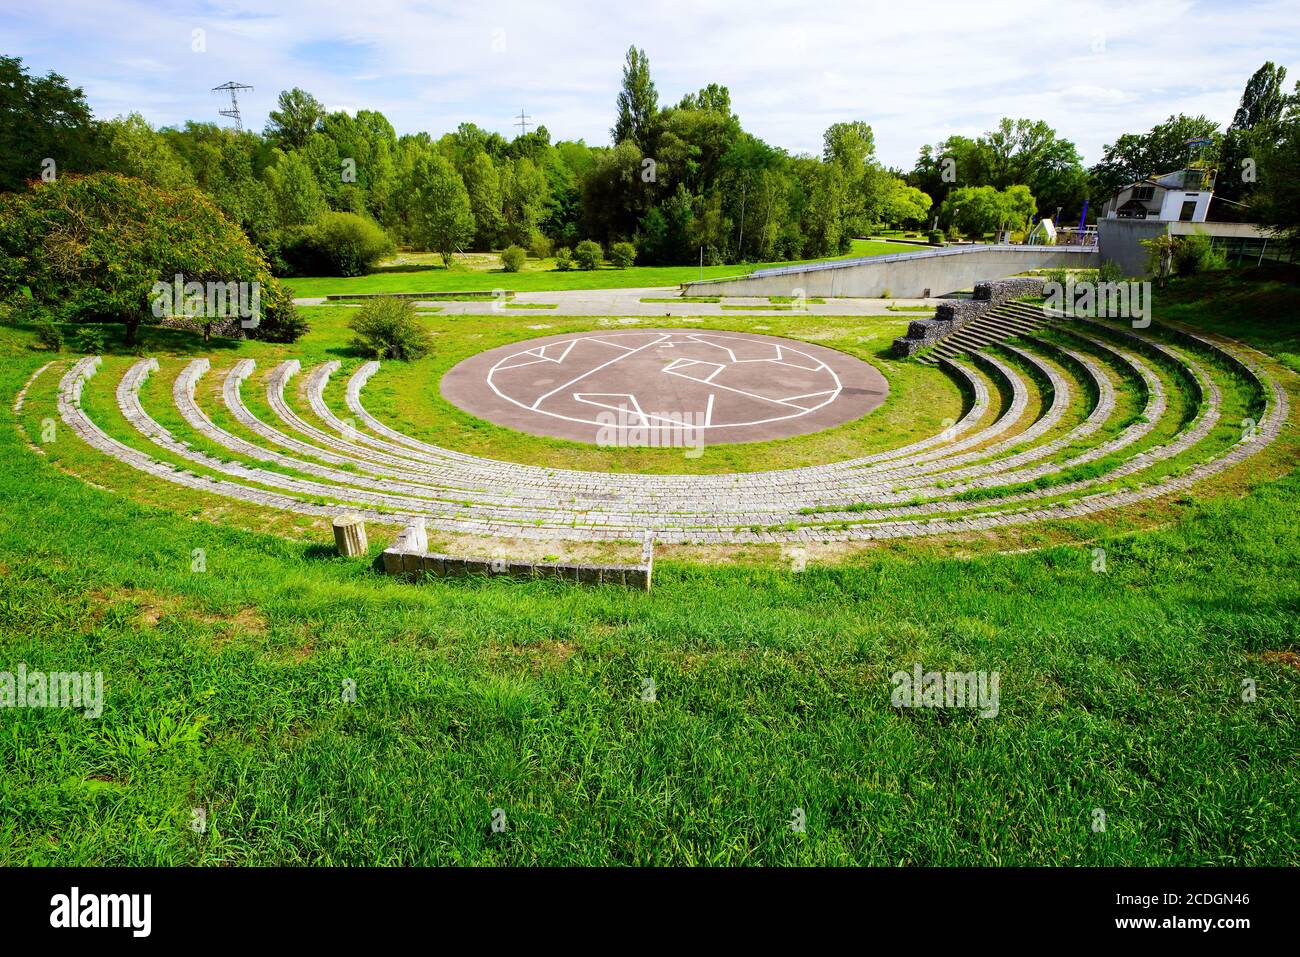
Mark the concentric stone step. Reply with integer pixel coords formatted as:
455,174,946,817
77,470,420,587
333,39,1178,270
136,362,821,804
45,319,1288,546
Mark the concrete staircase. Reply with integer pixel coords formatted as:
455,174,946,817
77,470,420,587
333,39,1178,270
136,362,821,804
918,301,1057,364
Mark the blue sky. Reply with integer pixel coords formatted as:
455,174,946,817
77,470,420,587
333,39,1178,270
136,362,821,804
5,0,1298,167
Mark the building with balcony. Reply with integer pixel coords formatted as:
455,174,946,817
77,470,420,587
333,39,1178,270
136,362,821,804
1100,166,1217,223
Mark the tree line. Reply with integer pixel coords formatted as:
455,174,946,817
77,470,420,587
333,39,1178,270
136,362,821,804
1,49,1297,282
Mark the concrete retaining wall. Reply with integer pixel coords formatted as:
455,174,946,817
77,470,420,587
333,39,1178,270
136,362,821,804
380,519,654,590
682,244,1097,298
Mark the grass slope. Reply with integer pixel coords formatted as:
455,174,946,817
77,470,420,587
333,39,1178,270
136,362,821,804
285,239,921,298
0,270,1297,865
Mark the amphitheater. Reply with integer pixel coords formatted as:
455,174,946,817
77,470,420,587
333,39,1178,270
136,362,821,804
34,288,1287,575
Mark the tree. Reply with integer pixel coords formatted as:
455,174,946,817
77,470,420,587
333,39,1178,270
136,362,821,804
265,88,325,150
460,151,505,248
410,152,474,264
911,120,1085,220
1232,61,1291,132
100,113,194,190
939,185,1036,237
882,177,932,228
1252,81,1300,244
1089,114,1221,202
1219,62,1290,203
0,173,298,346
581,141,645,244
612,46,659,152
501,156,549,246
286,211,394,277
823,121,875,170
0,55,102,192
265,149,325,227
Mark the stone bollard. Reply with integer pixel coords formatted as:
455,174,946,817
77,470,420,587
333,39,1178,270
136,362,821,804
333,513,369,557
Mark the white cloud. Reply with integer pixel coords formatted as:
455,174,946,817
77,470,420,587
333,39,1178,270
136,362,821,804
5,0,1298,165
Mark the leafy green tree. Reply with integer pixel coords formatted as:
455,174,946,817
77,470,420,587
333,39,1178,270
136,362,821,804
286,211,394,277
501,156,549,246
0,172,299,345
265,149,325,227
410,152,474,264
912,120,1085,220
265,88,325,150
461,151,505,248
939,185,1035,237
581,141,645,244
100,114,194,190
909,135,983,210
882,177,932,227
302,130,345,209
1252,81,1300,244
1089,114,1221,202
1219,62,1290,203
612,46,659,152
0,55,102,192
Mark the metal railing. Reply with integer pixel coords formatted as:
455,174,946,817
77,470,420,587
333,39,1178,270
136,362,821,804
692,243,1098,284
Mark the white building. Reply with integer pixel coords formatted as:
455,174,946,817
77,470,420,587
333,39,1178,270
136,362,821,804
1100,167,1216,223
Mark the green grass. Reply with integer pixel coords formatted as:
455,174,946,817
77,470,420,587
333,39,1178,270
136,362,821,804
503,303,558,310
286,239,920,299
0,268,1297,865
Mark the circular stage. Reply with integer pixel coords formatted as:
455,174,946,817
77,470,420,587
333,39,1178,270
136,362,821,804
440,328,888,445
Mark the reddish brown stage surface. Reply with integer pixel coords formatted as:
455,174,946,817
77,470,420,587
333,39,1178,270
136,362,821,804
439,328,889,445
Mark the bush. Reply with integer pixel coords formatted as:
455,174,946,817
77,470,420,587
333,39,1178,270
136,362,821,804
71,324,109,354
284,212,394,277
248,295,309,344
348,297,433,361
574,240,603,270
553,247,573,271
500,245,527,273
528,234,553,260
1173,233,1226,277
1097,259,1126,284
34,320,63,351
609,241,637,268
927,229,944,245
4,294,50,327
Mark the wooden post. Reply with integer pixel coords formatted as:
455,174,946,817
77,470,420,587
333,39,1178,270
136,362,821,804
333,513,368,557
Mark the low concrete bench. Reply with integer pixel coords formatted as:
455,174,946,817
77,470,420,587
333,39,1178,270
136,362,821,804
380,518,654,590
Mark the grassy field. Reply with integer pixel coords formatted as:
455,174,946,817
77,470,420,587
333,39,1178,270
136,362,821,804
0,271,1297,865
285,239,920,298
